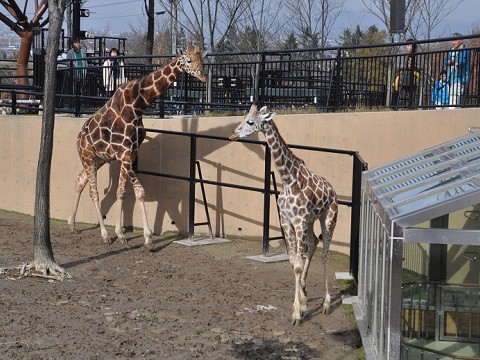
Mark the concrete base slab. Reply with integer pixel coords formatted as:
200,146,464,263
342,295,358,305
174,237,230,246
245,253,289,263
335,272,353,280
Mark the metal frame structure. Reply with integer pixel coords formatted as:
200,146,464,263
356,131,480,359
134,128,365,271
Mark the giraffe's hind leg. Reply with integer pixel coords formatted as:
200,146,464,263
114,166,128,244
68,169,89,233
300,221,319,308
319,204,337,315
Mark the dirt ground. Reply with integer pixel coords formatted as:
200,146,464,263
0,209,363,360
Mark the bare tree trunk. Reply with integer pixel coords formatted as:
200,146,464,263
28,0,69,277
145,0,155,63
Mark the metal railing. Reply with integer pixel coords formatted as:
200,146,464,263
1,34,480,115
134,128,366,277
402,282,480,341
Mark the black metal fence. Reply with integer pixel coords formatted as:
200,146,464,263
134,128,367,279
0,34,479,115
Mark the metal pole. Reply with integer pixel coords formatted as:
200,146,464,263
11,91,17,115
262,145,272,256
72,0,81,39
258,52,266,104
350,153,365,283
188,135,197,241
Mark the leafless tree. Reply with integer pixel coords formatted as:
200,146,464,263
235,0,283,52
413,0,465,40
0,0,49,88
285,0,345,48
25,0,69,278
157,0,248,52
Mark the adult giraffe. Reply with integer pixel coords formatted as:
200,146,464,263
68,44,207,251
229,104,338,325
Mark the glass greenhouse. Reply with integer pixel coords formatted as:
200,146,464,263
355,131,480,359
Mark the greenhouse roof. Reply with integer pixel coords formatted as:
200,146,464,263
364,131,480,228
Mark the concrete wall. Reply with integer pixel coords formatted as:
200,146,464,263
1,108,479,254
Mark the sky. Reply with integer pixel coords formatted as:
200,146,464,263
58,0,480,39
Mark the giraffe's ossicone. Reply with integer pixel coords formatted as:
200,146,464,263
230,104,338,325
68,44,207,251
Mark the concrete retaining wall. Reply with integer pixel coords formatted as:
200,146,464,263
1,108,478,254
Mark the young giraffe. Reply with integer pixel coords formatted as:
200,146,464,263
229,104,338,325
68,44,207,251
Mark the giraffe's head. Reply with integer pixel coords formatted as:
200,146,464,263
179,44,207,83
229,103,276,141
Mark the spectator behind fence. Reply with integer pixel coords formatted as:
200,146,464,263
392,39,420,108
103,48,126,97
445,33,471,108
66,38,88,95
431,70,450,109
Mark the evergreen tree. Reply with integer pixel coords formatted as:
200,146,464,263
282,32,298,50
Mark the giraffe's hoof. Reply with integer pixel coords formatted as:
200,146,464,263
291,318,302,326
69,224,80,234
321,305,330,315
118,237,128,245
144,242,155,252
104,237,113,245
301,310,309,318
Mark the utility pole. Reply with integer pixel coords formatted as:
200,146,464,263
72,0,80,39
171,0,178,54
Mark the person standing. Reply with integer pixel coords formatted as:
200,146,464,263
103,48,126,97
431,70,450,109
392,39,420,108
445,34,471,108
66,38,88,96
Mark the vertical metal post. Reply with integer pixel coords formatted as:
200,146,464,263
350,152,365,283
183,73,188,115
334,49,343,111
188,135,197,241
258,52,266,104
159,99,165,119
11,91,17,115
262,145,272,256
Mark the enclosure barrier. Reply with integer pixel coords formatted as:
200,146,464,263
1,34,480,115
134,128,366,277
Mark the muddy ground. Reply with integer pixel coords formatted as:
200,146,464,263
0,210,363,359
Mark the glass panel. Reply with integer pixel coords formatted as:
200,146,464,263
367,132,480,181
386,178,479,218
377,151,480,198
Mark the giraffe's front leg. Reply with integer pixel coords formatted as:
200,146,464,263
86,163,110,243
122,159,153,251
291,221,307,326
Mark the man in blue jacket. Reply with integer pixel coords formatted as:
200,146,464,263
445,33,471,108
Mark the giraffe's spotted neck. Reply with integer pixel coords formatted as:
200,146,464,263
263,121,299,187
137,56,183,109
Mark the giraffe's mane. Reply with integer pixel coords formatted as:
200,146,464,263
268,120,306,165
